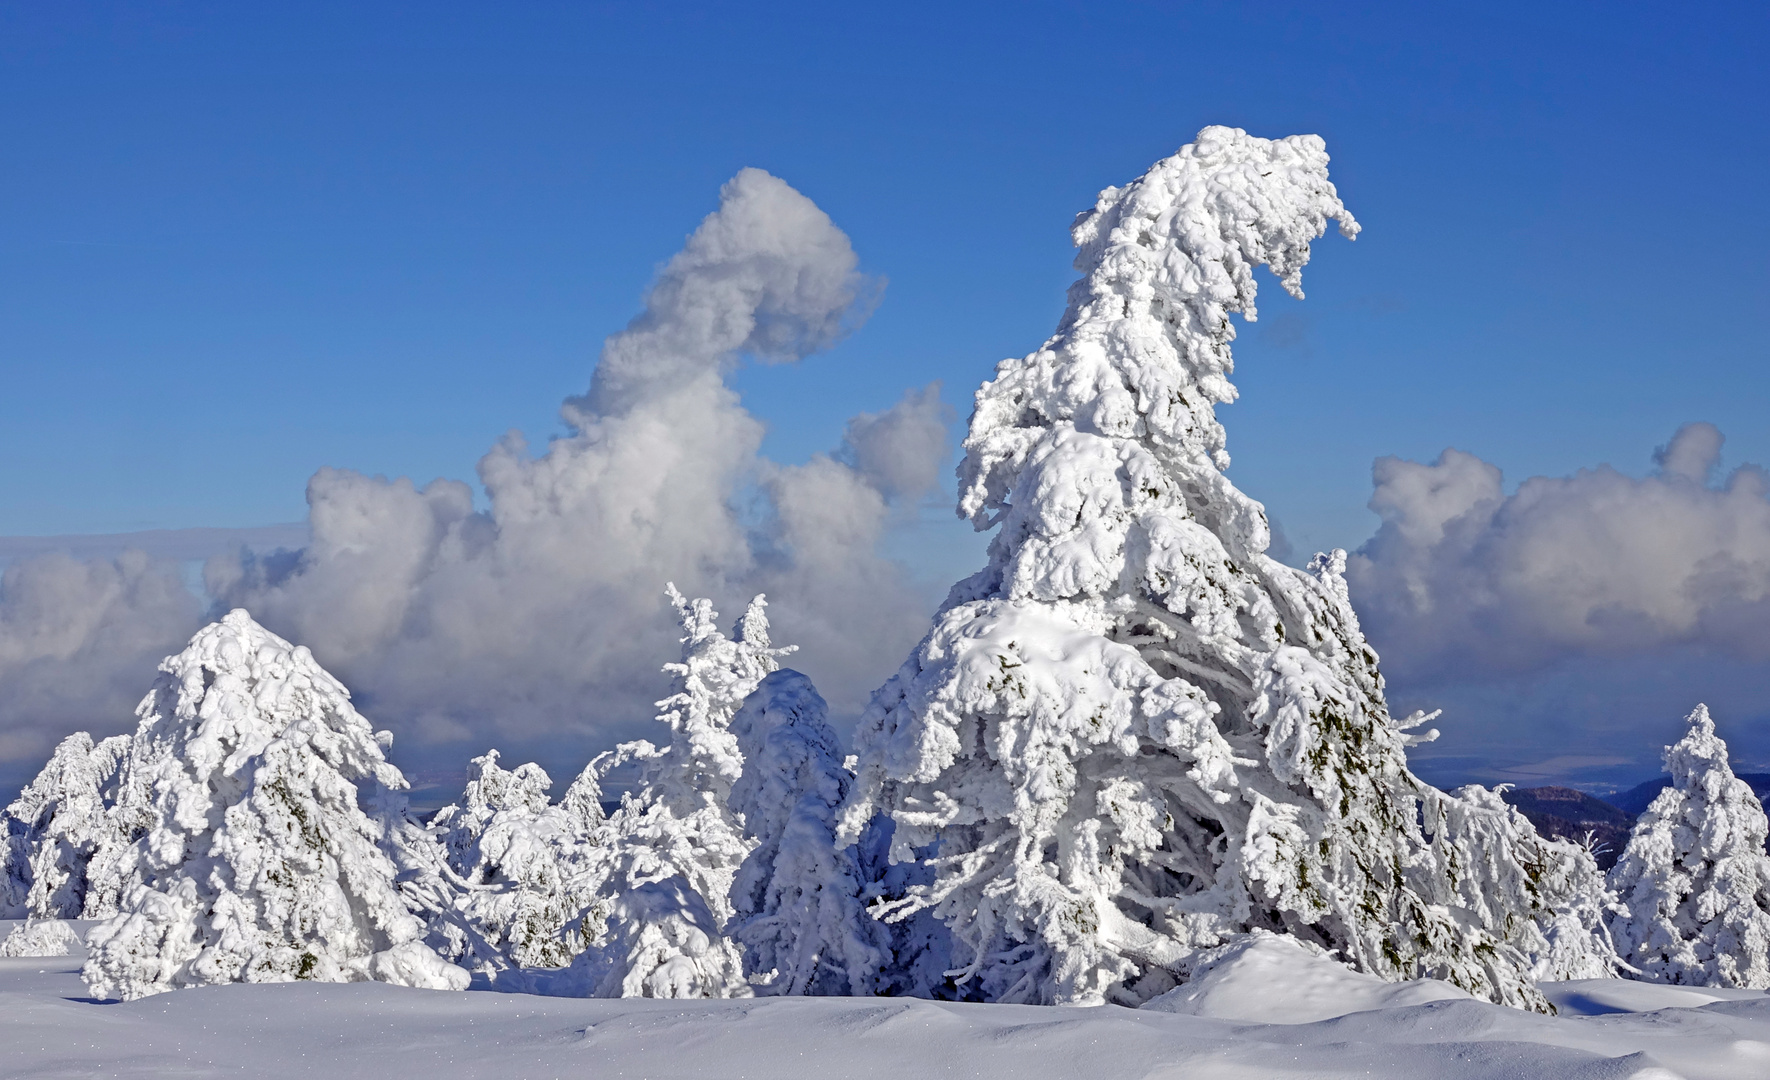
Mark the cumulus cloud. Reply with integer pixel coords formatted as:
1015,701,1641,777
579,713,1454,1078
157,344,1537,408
0,168,951,792
1348,422,1770,677
1344,422,1770,785
0,552,200,772
189,168,951,777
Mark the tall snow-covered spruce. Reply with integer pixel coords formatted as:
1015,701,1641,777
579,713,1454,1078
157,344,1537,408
728,668,889,995
560,586,787,998
837,126,1614,1009
82,610,468,1000
1609,704,1770,988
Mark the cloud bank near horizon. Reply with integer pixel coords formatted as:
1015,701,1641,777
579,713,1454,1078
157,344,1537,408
1349,423,1770,783
0,168,953,785
3,177,1767,796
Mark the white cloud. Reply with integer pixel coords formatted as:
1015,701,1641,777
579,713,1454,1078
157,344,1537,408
0,552,200,769
0,168,954,790
194,168,951,772
1349,422,1770,675
1347,423,1770,785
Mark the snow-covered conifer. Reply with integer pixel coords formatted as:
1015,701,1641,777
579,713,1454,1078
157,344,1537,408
562,586,788,998
728,668,888,995
838,127,1613,1009
2,731,128,919
427,750,603,972
81,610,468,1000
1609,704,1770,988
0,918,83,957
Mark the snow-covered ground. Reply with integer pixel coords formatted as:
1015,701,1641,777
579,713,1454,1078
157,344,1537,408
5,923,1768,1079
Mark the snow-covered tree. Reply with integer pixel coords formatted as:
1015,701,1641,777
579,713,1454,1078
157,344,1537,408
427,749,605,973
1609,704,1770,988
836,126,1614,1010
561,586,788,998
0,918,83,957
2,731,128,919
727,668,889,995
82,609,468,1000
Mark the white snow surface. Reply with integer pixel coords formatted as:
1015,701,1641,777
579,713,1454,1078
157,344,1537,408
5,920,1769,1079
1143,931,1472,1022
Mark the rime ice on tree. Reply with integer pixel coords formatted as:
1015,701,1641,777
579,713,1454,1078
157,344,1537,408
81,610,468,1000
427,749,605,972
728,668,889,995
561,586,788,998
1609,704,1770,988
2,731,128,919
838,126,1613,1009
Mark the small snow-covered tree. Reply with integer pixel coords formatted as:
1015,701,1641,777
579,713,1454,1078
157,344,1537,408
0,919,83,957
82,609,468,1000
427,750,605,972
2,731,128,919
562,586,788,998
1609,704,1770,988
728,668,889,995
837,126,1614,1010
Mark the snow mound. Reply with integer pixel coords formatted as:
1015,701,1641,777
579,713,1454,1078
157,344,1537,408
0,918,82,957
1544,977,1767,1016
1143,932,1470,1023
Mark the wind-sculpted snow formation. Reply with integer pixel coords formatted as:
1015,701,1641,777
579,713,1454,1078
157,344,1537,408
836,125,1616,1009
80,610,468,1000
1609,704,1770,988
425,750,605,974
557,587,788,998
2,731,128,919
728,668,889,995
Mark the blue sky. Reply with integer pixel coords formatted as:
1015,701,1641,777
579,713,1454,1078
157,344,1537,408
2,2,1767,795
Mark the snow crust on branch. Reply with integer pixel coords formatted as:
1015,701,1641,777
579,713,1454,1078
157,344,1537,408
80,610,468,1000
558,587,789,998
1609,704,1770,988
425,750,605,974
2,731,128,919
839,126,1614,1009
728,668,889,995
0,918,82,956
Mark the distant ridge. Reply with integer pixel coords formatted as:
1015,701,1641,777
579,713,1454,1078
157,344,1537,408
1499,787,1634,870
1611,773,1770,817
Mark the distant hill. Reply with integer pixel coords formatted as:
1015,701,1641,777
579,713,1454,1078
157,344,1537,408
1610,772,1770,816
1498,787,1634,870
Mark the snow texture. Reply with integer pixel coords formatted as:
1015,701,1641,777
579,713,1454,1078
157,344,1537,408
1142,930,1471,1022
427,749,604,973
839,126,1615,1010
0,918,82,956
4,927,1767,1080
1610,704,1770,988
558,588,788,998
2,731,128,918
727,668,889,995
80,609,468,1000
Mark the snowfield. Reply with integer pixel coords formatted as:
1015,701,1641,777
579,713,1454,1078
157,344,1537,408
5,922,1768,1080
